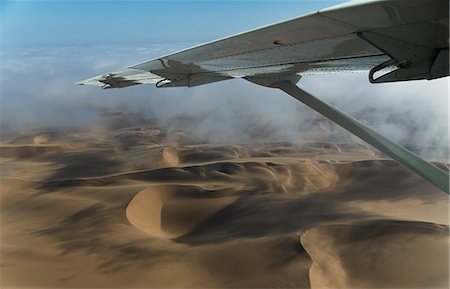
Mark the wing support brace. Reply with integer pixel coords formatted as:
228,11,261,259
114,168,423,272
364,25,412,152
248,77,449,193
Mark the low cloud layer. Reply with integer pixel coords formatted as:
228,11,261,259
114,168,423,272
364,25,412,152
1,42,448,159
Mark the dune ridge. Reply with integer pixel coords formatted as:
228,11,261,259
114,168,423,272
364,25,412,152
301,220,449,289
1,126,448,288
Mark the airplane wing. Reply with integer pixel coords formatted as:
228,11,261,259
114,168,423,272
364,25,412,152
78,0,449,193
78,0,448,88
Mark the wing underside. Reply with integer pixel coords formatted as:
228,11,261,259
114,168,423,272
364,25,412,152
78,0,448,88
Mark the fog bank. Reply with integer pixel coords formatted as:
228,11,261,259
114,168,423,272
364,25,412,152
1,43,448,159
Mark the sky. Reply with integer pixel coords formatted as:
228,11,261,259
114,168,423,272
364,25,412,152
0,0,449,159
1,1,341,46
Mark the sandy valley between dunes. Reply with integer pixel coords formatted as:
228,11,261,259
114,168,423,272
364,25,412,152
1,124,449,288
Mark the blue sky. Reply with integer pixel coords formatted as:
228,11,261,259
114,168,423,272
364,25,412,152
1,1,344,46
0,0,448,158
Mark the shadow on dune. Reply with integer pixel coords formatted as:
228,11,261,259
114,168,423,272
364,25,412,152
0,145,64,159
176,195,374,244
42,150,124,179
36,203,171,274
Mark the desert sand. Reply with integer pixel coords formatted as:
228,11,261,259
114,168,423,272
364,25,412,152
1,120,449,288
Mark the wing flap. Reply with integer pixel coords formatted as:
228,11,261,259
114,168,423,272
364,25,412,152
77,69,163,89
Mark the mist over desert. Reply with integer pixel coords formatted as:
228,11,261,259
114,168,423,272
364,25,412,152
1,107,448,288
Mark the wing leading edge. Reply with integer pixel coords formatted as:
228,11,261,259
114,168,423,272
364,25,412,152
78,0,449,88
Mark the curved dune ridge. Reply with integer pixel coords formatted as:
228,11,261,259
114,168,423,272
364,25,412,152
125,159,340,239
123,159,339,195
126,186,237,238
300,220,450,289
123,158,443,242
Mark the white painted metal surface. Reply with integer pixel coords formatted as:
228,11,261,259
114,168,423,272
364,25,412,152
78,0,448,88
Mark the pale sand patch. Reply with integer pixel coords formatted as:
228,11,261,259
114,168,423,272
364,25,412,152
162,147,179,167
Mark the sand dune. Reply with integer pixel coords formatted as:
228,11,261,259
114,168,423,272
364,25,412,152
1,125,448,288
126,185,236,238
301,220,449,289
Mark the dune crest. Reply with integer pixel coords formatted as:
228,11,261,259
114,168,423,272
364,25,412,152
300,220,450,289
126,186,236,238
126,187,167,238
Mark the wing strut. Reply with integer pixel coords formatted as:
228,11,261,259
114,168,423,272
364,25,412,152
271,80,449,193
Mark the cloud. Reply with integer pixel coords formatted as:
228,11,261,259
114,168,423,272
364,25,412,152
1,42,448,159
